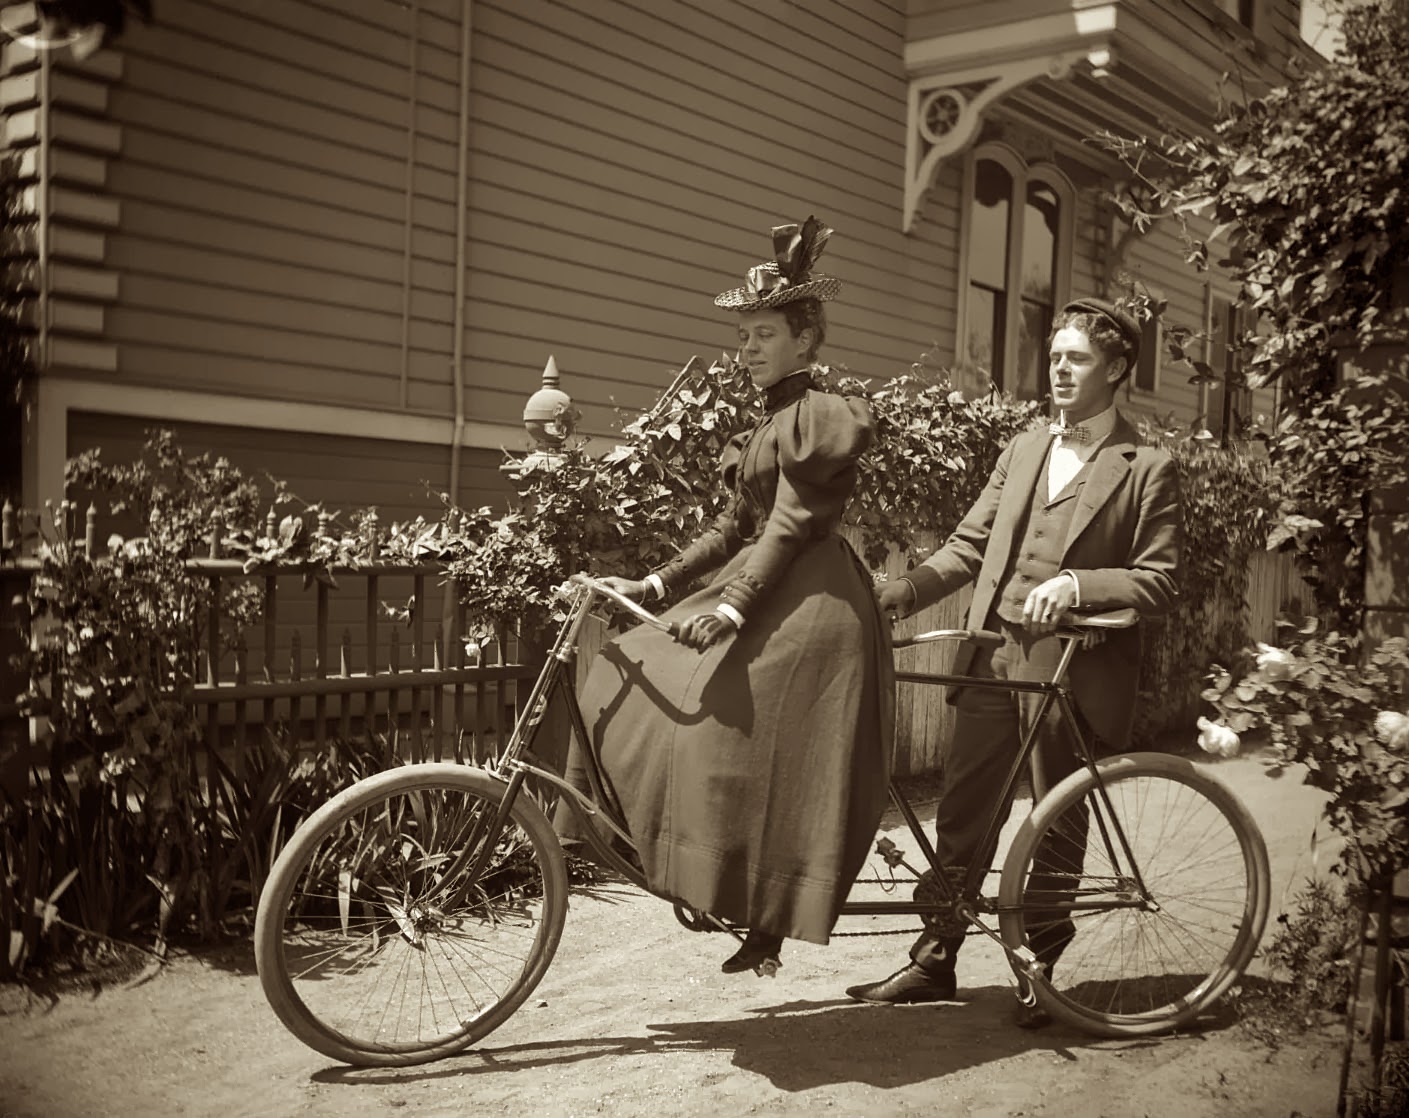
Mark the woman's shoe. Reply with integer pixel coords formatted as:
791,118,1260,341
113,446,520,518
721,930,784,976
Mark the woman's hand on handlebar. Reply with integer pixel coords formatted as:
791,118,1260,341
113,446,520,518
597,576,650,602
676,610,736,651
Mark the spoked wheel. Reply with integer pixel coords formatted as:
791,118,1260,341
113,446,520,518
998,752,1270,1037
254,764,568,1066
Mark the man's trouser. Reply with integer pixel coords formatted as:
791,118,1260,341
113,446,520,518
910,621,1096,975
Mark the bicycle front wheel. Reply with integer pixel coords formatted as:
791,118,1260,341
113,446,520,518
997,752,1269,1037
254,763,568,1066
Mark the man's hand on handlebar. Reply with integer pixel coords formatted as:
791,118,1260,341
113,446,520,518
676,610,737,651
874,579,916,617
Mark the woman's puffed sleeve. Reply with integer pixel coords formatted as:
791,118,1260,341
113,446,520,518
720,392,873,617
649,429,750,593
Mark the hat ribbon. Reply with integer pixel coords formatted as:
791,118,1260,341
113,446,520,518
742,217,831,301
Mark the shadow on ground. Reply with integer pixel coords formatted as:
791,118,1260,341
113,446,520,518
308,984,1192,1093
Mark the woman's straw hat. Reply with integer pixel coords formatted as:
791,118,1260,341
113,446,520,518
714,215,841,311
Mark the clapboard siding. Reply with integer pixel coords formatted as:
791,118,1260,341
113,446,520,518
66,411,508,531
103,0,470,438
94,0,949,442
461,0,954,434
78,0,1274,486
908,0,1063,38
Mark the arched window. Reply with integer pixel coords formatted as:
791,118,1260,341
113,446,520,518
958,146,1073,399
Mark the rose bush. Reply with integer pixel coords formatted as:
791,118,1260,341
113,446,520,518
1201,618,1409,874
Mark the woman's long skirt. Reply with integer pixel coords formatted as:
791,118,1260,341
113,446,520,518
562,535,894,945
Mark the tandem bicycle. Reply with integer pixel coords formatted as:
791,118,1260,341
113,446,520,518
253,574,1270,1066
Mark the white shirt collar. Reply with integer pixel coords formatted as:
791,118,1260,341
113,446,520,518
1053,404,1119,448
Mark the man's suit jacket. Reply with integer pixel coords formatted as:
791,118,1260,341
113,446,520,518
903,412,1182,748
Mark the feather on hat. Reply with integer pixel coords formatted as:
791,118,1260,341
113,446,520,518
714,215,841,310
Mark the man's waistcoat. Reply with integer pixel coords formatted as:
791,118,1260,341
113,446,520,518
993,443,1087,625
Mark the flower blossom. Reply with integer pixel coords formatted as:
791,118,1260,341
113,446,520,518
1197,716,1241,759
1254,642,1295,680
1375,711,1409,749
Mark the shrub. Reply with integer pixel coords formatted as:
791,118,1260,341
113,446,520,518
1132,425,1276,742
1097,4,1409,632
1202,619,1409,875
437,353,1042,637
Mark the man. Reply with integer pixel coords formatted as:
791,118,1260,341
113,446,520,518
844,297,1182,1026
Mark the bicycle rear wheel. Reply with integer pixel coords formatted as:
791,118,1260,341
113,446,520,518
254,764,568,1066
997,752,1269,1037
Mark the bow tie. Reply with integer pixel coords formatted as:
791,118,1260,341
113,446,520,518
1048,421,1090,443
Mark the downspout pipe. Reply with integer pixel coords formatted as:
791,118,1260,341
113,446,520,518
448,0,472,512
443,0,473,651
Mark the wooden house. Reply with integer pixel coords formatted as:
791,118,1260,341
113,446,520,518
5,0,1313,526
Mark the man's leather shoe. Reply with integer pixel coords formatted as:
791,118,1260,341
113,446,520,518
1013,997,1053,1029
845,963,957,1004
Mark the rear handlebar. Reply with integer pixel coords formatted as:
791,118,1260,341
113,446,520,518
893,607,1137,650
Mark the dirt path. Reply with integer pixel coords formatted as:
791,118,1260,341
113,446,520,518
1,754,1346,1118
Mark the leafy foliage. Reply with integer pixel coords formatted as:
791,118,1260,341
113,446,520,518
3,355,1043,971
1233,876,1357,1048
1,153,32,507
1263,373,1409,628
1100,4,1409,399
850,366,1043,564
436,352,1041,637
1202,620,1409,875
1096,3,1409,631
1132,424,1276,742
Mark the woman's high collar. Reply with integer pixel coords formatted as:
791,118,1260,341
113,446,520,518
763,369,814,413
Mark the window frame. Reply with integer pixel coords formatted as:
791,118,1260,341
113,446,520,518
1201,285,1255,445
1130,299,1164,398
955,142,1075,399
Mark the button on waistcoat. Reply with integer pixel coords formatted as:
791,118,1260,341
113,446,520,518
994,443,1087,625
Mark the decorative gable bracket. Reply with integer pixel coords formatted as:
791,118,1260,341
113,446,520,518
904,48,1110,234
903,3,1119,233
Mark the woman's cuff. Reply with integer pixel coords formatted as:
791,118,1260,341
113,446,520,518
715,603,745,629
643,573,666,600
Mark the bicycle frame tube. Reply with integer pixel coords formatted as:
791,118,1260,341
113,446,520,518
851,631,1119,917
422,589,592,906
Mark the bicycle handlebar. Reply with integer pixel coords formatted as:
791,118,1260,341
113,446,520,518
569,573,680,638
893,628,1003,650
893,607,1138,650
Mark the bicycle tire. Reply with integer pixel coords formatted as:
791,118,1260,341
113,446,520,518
997,752,1269,1038
254,763,568,1066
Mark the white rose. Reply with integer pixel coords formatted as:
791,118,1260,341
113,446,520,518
1254,642,1295,680
1197,716,1241,759
1375,711,1409,748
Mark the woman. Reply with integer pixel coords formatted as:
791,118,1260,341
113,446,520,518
569,217,894,976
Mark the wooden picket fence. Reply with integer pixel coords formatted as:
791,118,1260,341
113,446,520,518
0,510,1314,776
182,559,536,767
0,553,538,767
